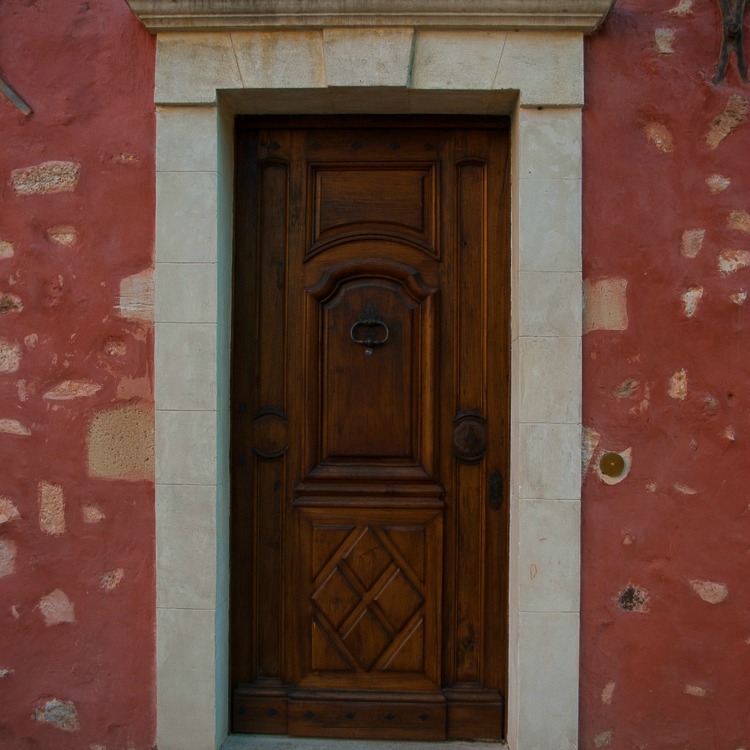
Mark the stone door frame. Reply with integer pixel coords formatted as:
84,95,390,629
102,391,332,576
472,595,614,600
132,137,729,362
131,2,616,747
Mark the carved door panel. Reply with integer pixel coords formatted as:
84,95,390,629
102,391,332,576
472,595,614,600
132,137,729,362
231,119,510,741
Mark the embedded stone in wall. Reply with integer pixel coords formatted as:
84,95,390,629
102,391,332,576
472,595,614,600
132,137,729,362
0,497,20,524
582,426,601,475
690,579,728,604
43,380,102,400
730,290,747,305
100,568,124,591
718,248,750,275
681,286,703,318
116,268,153,322
669,0,693,15
654,28,675,54
684,684,707,697
0,339,21,372
0,293,22,315
33,698,79,732
680,229,705,258
38,481,65,535
601,681,616,704
706,174,730,194
82,504,105,523
46,225,78,247
38,589,75,626
643,122,674,153
0,419,30,436
0,538,16,578
668,369,688,400
87,406,154,480
728,210,750,234
11,161,80,195
595,730,614,747
0,668,14,678
706,94,748,150
584,278,628,332
0,240,14,259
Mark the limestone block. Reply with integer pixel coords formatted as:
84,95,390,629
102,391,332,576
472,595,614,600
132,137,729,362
323,28,413,88
496,32,583,107
233,31,326,89
156,33,242,104
412,31,506,90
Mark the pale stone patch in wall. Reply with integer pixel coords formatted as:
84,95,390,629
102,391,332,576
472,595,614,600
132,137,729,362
684,684,707,697
680,228,705,258
0,419,30,436
681,286,703,317
0,538,16,577
46,225,78,247
706,94,748,150
87,406,154,480
730,290,747,305
654,28,675,54
104,338,127,357
718,248,750,275
11,161,81,195
691,579,728,603
117,268,154,321
82,504,105,523
0,668,14,677
38,589,76,626
38,481,65,535
643,122,674,152
33,698,79,732
669,0,694,15
0,240,14,259
728,210,750,234
100,568,125,591
0,497,20,524
0,339,21,372
583,278,628,332
669,369,688,399
595,730,614,747
601,681,616,704
43,380,102,400
582,426,601,474
706,174,730,193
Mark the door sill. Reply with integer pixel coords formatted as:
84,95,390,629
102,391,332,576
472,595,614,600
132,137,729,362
222,737,508,750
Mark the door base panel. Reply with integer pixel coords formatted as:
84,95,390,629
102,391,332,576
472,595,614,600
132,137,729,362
233,685,503,740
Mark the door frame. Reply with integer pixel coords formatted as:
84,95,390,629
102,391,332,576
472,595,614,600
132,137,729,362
145,10,608,749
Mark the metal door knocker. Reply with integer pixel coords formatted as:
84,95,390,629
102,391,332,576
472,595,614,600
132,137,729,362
350,307,389,356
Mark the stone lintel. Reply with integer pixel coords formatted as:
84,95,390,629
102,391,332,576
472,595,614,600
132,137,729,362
127,0,616,34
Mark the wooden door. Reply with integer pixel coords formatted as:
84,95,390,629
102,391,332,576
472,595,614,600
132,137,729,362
231,117,510,741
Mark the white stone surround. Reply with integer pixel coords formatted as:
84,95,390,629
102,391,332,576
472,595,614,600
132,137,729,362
139,4,613,747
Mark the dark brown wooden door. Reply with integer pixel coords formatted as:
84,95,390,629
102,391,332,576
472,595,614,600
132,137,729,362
231,117,510,741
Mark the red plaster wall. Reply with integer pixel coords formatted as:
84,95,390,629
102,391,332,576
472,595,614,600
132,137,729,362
0,1,156,748
583,1,750,747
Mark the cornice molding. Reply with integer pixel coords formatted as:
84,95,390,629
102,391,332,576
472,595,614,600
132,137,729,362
126,0,616,34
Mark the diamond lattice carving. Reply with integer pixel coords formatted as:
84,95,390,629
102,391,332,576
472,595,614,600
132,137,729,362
311,525,426,673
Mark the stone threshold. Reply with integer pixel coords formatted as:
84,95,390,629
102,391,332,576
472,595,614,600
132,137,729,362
222,737,508,750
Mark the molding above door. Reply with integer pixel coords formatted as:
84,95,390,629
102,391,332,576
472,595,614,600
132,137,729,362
126,0,616,33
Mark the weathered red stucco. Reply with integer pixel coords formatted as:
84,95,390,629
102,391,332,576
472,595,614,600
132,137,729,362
2,0,749,747
0,1,156,748
582,1,750,747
